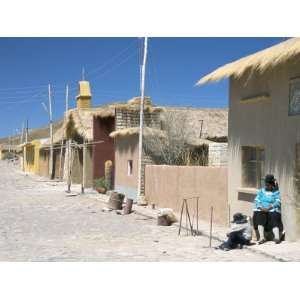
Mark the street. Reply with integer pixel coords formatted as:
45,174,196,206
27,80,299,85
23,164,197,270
0,161,274,261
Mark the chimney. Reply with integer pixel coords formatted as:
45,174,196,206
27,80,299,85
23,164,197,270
76,81,92,109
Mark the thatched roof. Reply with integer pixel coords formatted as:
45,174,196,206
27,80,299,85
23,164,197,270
113,96,164,112
109,127,166,139
53,106,115,143
163,107,228,140
53,96,163,143
0,144,18,151
197,37,300,85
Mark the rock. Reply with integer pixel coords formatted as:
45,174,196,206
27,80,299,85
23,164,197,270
101,207,112,212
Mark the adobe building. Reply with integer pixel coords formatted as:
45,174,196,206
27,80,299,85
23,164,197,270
109,97,163,201
58,80,115,188
198,37,300,241
21,138,50,176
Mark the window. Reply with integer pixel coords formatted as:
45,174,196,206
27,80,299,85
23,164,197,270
242,146,265,188
127,160,133,176
289,78,300,116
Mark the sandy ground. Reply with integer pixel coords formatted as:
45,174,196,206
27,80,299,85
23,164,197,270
0,160,275,261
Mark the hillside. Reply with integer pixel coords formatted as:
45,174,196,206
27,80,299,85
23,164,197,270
0,119,63,145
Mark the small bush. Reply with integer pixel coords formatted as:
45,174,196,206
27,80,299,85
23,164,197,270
94,177,108,189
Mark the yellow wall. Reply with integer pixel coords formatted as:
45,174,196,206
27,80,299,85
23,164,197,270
24,140,41,174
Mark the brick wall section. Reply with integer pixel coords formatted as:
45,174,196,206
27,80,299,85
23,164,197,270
115,109,161,130
208,143,228,167
93,116,115,185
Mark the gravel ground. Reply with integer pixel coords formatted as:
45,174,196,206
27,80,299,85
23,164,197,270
0,161,275,261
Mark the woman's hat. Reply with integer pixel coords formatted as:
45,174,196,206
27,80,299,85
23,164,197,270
265,174,275,185
231,213,247,224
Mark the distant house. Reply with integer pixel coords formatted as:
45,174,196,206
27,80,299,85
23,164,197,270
0,144,17,160
54,80,116,188
21,138,50,175
109,97,163,201
109,98,228,201
197,37,300,241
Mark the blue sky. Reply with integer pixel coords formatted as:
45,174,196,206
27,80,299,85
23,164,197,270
0,37,285,138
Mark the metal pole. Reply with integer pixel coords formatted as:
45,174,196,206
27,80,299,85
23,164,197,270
209,206,213,248
185,199,193,235
137,37,148,205
48,84,54,179
178,199,185,236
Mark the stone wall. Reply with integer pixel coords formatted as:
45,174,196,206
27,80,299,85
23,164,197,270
115,109,161,130
208,143,228,167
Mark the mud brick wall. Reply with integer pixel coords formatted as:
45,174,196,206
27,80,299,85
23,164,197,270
208,143,228,167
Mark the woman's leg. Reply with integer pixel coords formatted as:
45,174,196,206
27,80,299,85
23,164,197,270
254,211,268,243
269,212,282,244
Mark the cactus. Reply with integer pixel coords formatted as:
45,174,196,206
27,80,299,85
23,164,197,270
105,160,113,190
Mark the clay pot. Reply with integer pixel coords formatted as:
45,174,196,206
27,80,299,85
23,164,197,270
108,192,125,210
123,198,133,215
96,187,107,194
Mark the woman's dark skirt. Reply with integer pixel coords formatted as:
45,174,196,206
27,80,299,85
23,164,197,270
253,211,283,232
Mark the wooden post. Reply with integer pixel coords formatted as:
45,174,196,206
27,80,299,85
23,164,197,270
209,206,213,248
48,84,54,179
67,139,72,193
59,85,69,181
196,197,199,235
81,139,87,194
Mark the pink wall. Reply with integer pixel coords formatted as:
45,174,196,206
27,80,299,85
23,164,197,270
145,165,228,225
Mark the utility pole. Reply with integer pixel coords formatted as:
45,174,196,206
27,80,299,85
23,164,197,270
64,84,72,193
23,120,29,172
25,119,29,143
48,84,54,179
59,85,68,180
137,37,148,205
21,123,25,144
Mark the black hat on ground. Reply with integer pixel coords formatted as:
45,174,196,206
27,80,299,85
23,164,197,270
231,213,247,224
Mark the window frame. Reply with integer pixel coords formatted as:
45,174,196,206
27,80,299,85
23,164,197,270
127,160,133,176
241,145,265,189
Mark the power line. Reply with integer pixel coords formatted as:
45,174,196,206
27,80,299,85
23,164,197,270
86,39,137,77
90,49,139,82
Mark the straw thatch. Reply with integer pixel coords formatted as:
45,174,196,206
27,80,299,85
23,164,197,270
163,107,228,140
197,37,300,85
53,106,115,143
109,127,166,139
113,96,164,112
0,144,18,151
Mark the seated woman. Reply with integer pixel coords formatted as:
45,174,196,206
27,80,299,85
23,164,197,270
253,174,283,244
